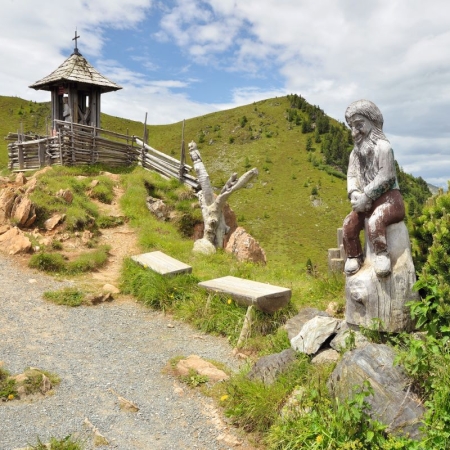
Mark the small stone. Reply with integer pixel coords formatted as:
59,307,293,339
167,324,175,328
15,173,27,185
102,284,120,294
311,349,340,365
44,214,66,231
175,355,229,382
192,238,216,255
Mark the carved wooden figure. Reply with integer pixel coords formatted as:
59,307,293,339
342,100,418,332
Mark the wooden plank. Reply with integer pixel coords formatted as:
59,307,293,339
131,251,192,276
199,276,291,314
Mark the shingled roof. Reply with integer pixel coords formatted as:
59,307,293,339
29,52,122,93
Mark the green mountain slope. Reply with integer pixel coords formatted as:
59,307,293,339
0,94,429,271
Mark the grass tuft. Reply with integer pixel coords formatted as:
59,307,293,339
43,288,85,307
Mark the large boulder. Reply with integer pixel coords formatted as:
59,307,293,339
328,343,425,440
225,226,267,264
0,188,17,224
290,316,341,354
284,307,330,341
12,196,36,228
247,349,297,385
0,227,32,254
345,221,417,332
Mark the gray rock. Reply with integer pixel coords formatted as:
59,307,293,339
284,307,330,341
328,343,425,440
193,238,216,255
291,316,341,355
311,349,340,365
247,349,296,385
330,322,369,352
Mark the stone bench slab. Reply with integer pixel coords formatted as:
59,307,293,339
199,276,291,314
131,251,192,276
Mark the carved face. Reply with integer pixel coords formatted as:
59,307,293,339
348,114,373,146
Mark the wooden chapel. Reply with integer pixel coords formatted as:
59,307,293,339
29,32,122,130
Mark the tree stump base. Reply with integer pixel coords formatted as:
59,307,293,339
345,221,417,332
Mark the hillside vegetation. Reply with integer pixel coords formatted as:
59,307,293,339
0,94,430,270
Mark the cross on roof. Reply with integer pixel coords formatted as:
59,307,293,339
72,30,81,55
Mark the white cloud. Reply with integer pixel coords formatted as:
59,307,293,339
0,0,448,187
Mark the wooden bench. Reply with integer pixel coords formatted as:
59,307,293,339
198,276,291,314
199,276,291,347
131,251,192,276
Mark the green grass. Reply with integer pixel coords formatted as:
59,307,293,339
0,366,17,400
27,436,83,450
43,287,86,306
29,245,110,275
1,95,349,269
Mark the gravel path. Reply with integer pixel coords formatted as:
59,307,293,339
0,255,252,450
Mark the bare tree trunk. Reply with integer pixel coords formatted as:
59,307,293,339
189,141,258,248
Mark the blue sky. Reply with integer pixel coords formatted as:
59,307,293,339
1,0,449,188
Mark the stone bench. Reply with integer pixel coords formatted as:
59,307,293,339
198,276,291,314
131,251,192,276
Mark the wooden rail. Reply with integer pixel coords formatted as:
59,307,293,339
6,121,199,189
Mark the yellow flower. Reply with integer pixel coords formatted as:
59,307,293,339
220,395,229,402
316,435,323,443
227,299,232,305
7,394,14,400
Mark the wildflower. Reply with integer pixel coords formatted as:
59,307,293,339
220,395,229,401
316,435,323,444
227,298,232,305
7,394,14,400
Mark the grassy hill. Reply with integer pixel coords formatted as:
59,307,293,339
0,94,428,271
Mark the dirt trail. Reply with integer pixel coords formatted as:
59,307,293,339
88,183,140,290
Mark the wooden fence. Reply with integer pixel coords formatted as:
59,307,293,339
6,120,199,189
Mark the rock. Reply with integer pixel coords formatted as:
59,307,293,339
330,322,369,352
102,283,120,294
0,224,10,235
345,221,417,332
44,213,66,231
33,166,53,178
247,349,297,385
87,292,113,305
192,222,204,240
328,343,425,440
311,349,340,365
0,188,17,224
193,238,216,255
291,316,341,355
175,355,229,382
116,395,139,412
326,301,340,316
12,196,36,227
56,188,73,203
81,229,93,244
24,177,38,194
280,386,310,419
0,227,32,254
90,179,100,188
146,196,171,220
225,226,267,264
15,173,27,185
11,368,53,398
284,307,330,341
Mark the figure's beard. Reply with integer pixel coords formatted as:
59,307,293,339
354,127,388,153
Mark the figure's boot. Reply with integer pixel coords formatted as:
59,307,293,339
344,256,362,276
374,251,391,277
